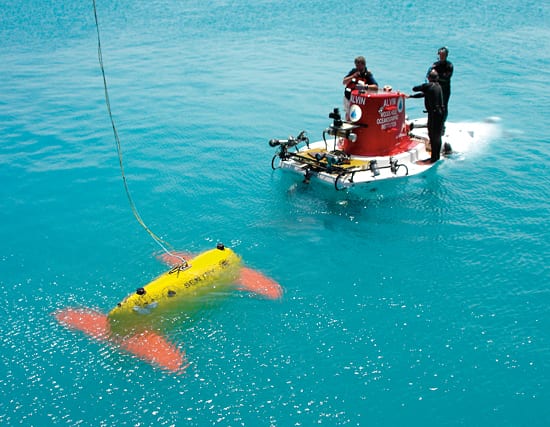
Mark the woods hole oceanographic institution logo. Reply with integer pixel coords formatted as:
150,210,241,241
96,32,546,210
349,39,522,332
350,104,362,122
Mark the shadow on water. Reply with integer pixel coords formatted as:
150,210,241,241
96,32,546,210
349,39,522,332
257,167,453,258
270,166,446,216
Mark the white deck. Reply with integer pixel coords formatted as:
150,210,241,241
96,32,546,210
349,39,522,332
274,117,499,190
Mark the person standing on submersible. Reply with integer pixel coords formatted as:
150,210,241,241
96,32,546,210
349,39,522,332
409,70,445,164
342,56,378,120
428,47,453,131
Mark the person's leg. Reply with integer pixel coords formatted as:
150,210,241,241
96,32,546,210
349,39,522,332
428,113,443,162
343,96,351,121
442,86,451,124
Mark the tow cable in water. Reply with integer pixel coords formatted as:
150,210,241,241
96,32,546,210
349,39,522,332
92,0,187,269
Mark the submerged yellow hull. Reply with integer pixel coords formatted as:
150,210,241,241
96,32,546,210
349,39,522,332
107,245,242,334
55,244,283,372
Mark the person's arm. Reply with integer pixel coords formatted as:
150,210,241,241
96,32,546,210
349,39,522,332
366,72,379,90
410,84,426,98
342,70,358,85
447,62,454,79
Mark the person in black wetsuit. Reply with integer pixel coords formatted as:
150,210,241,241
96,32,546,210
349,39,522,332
427,47,453,128
409,70,445,164
342,56,379,120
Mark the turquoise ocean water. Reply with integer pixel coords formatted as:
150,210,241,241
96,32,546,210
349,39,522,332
1,0,549,425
